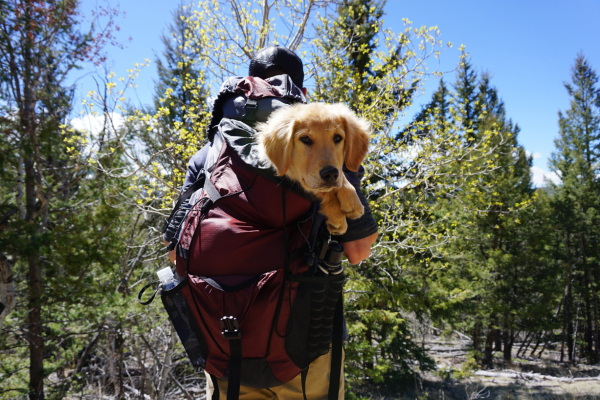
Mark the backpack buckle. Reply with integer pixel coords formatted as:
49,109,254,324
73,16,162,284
220,316,241,339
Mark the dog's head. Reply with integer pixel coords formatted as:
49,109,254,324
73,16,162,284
256,102,371,192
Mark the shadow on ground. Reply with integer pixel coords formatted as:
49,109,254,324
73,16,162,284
352,374,600,400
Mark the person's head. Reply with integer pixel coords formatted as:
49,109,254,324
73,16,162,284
249,46,307,95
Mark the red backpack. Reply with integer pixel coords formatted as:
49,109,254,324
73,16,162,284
142,75,346,400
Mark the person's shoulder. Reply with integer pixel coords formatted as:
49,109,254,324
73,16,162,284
189,145,210,167
219,76,245,92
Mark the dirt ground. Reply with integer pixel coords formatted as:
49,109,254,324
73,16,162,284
352,340,600,400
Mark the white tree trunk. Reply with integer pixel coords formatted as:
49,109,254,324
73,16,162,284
0,254,16,338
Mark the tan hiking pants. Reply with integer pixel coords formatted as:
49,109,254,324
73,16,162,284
205,348,344,400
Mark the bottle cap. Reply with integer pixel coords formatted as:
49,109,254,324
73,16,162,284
156,267,174,285
324,241,344,266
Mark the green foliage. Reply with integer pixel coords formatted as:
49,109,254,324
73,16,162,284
455,351,478,379
548,53,600,364
418,56,561,365
5,1,599,397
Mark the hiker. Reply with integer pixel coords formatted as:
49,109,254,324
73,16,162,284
163,46,378,399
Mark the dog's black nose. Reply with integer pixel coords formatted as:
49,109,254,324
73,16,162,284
319,166,339,183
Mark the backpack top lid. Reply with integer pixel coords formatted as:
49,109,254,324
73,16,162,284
207,74,306,142
249,46,304,88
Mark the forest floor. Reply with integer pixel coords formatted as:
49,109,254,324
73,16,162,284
353,340,600,400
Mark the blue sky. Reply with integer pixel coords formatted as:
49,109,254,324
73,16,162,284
76,0,600,186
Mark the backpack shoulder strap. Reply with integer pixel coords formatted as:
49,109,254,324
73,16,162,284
162,170,207,234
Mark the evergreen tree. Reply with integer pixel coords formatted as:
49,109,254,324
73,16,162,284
549,53,600,364
312,0,441,386
338,0,385,77
0,2,128,397
454,54,478,136
153,3,207,128
419,59,559,366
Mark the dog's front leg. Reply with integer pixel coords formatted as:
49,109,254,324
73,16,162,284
336,177,364,220
318,191,348,235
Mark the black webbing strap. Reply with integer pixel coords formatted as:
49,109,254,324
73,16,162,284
137,280,160,305
328,293,344,400
227,338,242,400
162,171,206,234
301,366,309,400
243,98,258,120
209,374,220,400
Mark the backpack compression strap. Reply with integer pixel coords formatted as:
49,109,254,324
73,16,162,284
220,316,242,400
328,293,344,400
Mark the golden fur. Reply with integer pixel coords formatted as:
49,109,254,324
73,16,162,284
255,103,371,235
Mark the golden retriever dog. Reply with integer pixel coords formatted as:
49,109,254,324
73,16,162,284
255,102,371,235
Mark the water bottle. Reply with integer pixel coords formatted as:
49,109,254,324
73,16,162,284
157,267,176,290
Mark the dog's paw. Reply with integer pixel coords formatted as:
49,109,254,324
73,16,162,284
341,202,364,220
326,216,348,236
339,193,364,220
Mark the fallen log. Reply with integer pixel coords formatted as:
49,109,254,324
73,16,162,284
124,384,151,400
427,346,468,352
474,370,600,383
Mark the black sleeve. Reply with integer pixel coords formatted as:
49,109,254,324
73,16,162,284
335,165,378,243
183,144,210,189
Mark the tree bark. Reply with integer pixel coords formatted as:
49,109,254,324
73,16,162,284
0,254,16,337
503,329,513,364
564,234,574,364
158,326,176,400
117,327,125,398
494,319,502,352
529,333,541,358
25,146,44,400
580,235,596,363
483,324,495,365
591,262,600,362
365,326,374,370
516,332,531,358
28,254,44,400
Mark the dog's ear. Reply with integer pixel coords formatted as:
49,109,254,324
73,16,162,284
257,109,296,176
339,104,371,171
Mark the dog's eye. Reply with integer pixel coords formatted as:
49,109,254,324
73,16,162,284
333,134,343,143
300,136,312,145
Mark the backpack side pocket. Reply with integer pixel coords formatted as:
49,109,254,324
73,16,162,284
161,278,209,369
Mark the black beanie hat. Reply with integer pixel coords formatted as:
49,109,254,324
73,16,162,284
249,46,304,88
